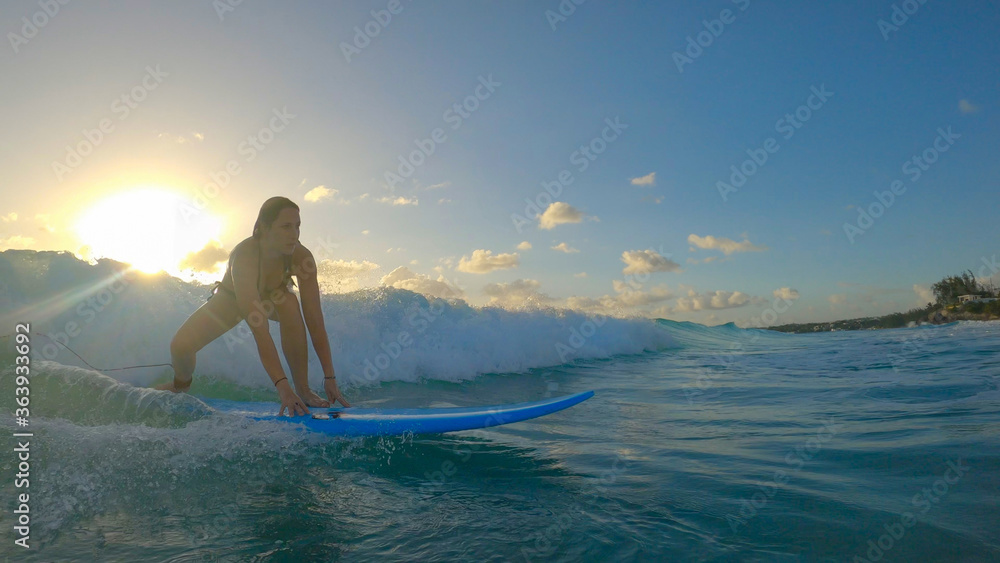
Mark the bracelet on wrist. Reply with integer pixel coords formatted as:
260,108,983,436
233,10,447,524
324,376,335,380
273,377,288,387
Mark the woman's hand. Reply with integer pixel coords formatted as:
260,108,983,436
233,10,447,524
324,377,351,407
277,380,309,416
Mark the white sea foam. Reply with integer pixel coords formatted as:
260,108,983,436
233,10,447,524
1,250,675,388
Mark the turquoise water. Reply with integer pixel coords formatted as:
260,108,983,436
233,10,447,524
2,319,998,561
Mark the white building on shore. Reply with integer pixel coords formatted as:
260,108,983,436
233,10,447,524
958,294,998,304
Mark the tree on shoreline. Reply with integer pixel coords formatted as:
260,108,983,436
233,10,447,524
931,269,994,305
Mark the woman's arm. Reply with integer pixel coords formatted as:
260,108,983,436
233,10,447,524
232,245,308,415
297,248,350,406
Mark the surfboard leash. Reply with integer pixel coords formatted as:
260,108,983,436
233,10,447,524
0,331,172,372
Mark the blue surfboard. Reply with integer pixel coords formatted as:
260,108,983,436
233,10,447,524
204,391,595,436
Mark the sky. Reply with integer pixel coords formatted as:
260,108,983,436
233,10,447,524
1,0,998,325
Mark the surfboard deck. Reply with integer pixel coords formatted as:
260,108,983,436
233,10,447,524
203,390,595,436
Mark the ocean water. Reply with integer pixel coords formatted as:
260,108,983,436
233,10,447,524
1,252,999,562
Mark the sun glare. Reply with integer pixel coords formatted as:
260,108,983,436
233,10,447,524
75,188,223,274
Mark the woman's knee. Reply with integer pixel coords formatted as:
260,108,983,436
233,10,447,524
273,291,301,321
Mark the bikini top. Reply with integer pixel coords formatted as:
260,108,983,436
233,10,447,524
216,242,295,298
257,244,295,296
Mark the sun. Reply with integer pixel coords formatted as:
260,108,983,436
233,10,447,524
75,187,223,274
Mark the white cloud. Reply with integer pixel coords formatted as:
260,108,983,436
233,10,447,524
425,182,451,190
517,241,532,251
563,282,675,317
959,99,980,114
539,201,585,230
179,241,228,272
304,185,336,203
611,280,634,293
674,290,751,312
630,172,656,186
377,196,418,206
913,284,934,305
828,294,847,306
688,234,767,255
773,287,800,301
551,242,579,253
1,212,17,222
437,198,453,204
380,266,463,299
574,272,587,278
483,279,554,308
611,283,674,307
0,235,35,250
457,249,519,274
621,249,681,275
361,230,370,235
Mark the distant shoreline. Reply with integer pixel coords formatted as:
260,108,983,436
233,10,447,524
768,303,1000,334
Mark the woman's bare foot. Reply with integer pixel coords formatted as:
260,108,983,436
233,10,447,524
154,378,192,393
298,389,330,408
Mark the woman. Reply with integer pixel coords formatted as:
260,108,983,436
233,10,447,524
155,196,350,416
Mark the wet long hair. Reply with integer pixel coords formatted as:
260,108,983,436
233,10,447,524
252,197,300,239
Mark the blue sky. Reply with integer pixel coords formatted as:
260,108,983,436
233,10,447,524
1,0,997,325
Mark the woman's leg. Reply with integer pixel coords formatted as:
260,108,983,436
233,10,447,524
156,291,243,392
271,291,328,407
